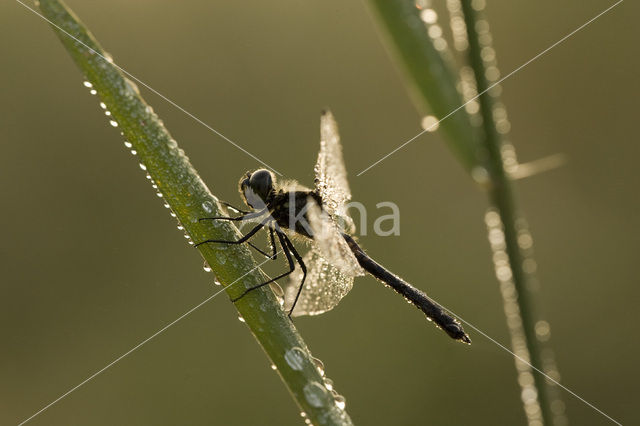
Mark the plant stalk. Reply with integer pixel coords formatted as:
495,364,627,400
36,1,351,424
367,0,481,172
460,2,554,424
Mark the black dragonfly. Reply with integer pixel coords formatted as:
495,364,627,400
196,111,470,344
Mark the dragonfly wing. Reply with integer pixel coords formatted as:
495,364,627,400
306,199,364,277
285,248,355,316
314,110,355,232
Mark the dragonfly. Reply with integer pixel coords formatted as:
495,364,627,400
196,111,470,344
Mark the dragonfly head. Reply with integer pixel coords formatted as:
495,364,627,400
239,169,275,209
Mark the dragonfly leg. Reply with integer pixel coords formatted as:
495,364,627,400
231,230,295,303
281,233,306,317
198,208,266,222
239,226,278,260
198,210,276,259
194,222,264,248
220,200,252,215
266,227,278,260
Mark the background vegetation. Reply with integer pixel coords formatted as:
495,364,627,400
1,1,637,425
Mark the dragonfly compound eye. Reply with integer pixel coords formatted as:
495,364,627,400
238,169,274,209
249,169,274,198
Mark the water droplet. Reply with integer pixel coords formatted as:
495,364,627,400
303,381,329,408
202,200,214,214
130,150,137,155
152,184,158,189
124,141,132,148
334,394,346,410
170,211,177,218
145,173,152,180
238,315,245,323
177,225,184,230
139,163,147,171
109,120,118,127
472,166,490,185
213,278,222,286
300,412,307,418
269,283,285,307
105,110,111,116
83,81,93,88
90,89,97,95
156,192,163,198
163,202,170,208
534,320,551,341
311,356,325,377
271,364,277,370
420,9,437,24
203,261,212,273
284,347,306,371
100,102,107,110
428,24,443,39
323,378,334,391
421,115,440,132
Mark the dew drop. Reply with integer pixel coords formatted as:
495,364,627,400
202,200,214,214
109,120,119,127
83,81,93,88
139,163,147,171
100,102,107,110
420,9,437,24
334,394,346,410
271,364,277,370
170,211,177,218
323,378,334,391
156,192,163,198
303,382,329,408
284,347,306,371
238,315,245,323
124,141,132,148
145,174,152,180
203,261,212,273
90,89,97,95
269,282,285,307
163,202,170,208
311,356,325,377
421,115,440,132
105,110,111,116
130,150,137,156
471,166,490,185
177,225,184,230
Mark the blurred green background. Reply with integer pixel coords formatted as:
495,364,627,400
1,1,638,425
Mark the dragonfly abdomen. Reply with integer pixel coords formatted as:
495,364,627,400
342,234,471,344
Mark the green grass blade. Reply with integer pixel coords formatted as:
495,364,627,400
366,0,480,172
459,2,563,424
36,1,351,424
